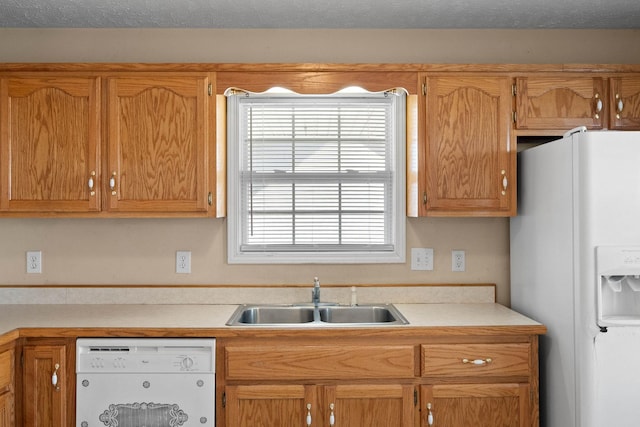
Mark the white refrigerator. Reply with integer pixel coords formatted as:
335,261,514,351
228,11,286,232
510,128,640,427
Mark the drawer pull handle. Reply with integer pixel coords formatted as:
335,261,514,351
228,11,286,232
52,363,60,391
426,403,434,426
501,170,508,196
594,93,603,119
329,403,335,426
616,93,624,119
462,357,492,366
109,171,117,196
306,403,312,426
88,171,96,196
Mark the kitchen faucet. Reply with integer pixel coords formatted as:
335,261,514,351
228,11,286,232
311,277,321,305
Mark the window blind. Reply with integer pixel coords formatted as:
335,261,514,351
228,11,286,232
227,90,405,263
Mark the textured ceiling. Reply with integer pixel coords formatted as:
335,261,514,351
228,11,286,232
1,0,639,29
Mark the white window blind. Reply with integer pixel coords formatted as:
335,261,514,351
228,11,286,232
227,89,406,264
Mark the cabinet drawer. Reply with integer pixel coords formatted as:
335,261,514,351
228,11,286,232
226,345,415,381
421,343,530,378
0,349,12,392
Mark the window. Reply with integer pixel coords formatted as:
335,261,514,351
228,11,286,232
226,88,406,263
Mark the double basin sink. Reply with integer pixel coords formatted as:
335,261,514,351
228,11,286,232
226,303,409,326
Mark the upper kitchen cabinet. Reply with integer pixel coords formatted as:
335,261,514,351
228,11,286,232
106,74,213,215
0,76,100,213
609,75,640,129
514,76,606,132
415,74,515,217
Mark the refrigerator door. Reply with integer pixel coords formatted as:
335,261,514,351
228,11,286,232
594,328,640,427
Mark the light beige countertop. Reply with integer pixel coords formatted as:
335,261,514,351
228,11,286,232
0,303,545,345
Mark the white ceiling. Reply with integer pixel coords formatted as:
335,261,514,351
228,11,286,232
1,0,639,29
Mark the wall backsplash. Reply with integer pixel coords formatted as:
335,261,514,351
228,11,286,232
0,217,510,303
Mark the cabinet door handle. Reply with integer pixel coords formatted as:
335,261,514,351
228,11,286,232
426,403,434,426
109,171,117,196
52,363,60,391
329,403,335,426
88,171,96,196
306,403,312,426
501,170,508,196
462,357,493,365
594,93,603,119
615,93,624,119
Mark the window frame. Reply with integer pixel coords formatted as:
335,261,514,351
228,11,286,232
226,88,406,264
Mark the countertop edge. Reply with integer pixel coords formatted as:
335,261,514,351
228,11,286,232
0,303,546,347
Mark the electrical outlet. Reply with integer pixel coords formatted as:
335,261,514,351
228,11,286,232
26,250,42,274
411,248,434,271
452,250,465,272
176,251,191,274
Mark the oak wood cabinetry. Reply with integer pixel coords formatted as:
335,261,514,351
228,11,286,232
106,75,211,213
219,334,539,427
20,339,74,427
419,341,536,427
514,75,640,132
0,76,100,213
0,71,218,217
0,346,14,427
514,76,606,131
221,341,416,427
609,75,640,129
415,74,515,217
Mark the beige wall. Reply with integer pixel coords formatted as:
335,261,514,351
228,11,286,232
1,29,639,306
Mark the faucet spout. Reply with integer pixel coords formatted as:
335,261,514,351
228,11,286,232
311,277,321,305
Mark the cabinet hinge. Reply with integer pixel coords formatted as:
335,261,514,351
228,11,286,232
208,192,213,206
222,392,226,408
414,389,418,406
512,83,517,96
422,83,427,96
208,83,213,96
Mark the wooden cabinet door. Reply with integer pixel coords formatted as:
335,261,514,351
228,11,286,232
421,383,529,427
609,75,640,129
0,76,100,212
225,384,318,427
106,75,210,213
0,392,13,427
423,75,514,216
324,384,415,427
514,76,605,130
22,345,67,427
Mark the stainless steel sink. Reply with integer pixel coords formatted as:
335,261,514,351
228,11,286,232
318,305,406,324
230,305,315,324
226,303,408,326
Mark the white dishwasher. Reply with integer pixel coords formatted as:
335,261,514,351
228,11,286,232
76,338,215,427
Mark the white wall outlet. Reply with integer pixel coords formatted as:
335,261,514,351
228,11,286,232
176,250,191,274
26,250,42,274
411,248,434,271
452,250,465,272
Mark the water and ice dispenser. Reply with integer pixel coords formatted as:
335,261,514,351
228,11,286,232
598,246,640,326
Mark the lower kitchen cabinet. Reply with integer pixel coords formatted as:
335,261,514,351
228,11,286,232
21,340,73,427
0,392,12,427
219,335,540,427
0,347,14,427
225,383,415,427
225,384,317,427
420,383,529,427
420,341,537,427
324,384,415,427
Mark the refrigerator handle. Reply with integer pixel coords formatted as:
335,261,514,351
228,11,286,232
563,126,588,138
